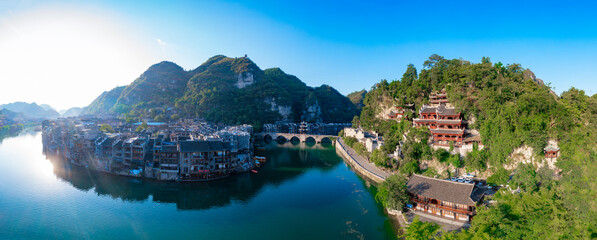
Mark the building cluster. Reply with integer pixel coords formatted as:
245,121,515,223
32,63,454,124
406,174,485,222
263,121,351,135
383,104,414,121
42,118,255,181
343,127,389,153
413,89,483,154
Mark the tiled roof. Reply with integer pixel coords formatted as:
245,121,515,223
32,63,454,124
544,146,559,152
436,119,462,124
179,140,231,152
431,129,464,135
407,174,476,206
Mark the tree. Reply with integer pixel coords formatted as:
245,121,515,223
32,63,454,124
99,124,114,133
511,163,539,192
375,174,409,210
486,168,511,186
402,216,440,240
154,114,166,122
136,121,148,132
371,148,391,168
434,148,449,162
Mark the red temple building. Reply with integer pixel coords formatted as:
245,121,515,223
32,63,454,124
407,174,484,222
413,90,482,148
414,105,465,146
544,145,559,159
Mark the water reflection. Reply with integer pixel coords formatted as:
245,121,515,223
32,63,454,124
43,141,342,210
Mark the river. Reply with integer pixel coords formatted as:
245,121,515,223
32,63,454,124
0,132,397,239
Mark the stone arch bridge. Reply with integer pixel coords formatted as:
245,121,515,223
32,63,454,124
256,133,337,144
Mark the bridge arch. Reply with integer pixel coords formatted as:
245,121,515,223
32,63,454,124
263,134,273,142
290,136,300,144
276,135,287,143
320,137,332,143
305,136,316,143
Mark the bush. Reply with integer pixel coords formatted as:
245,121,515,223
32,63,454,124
487,168,511,186
402,216,440,240
375,174,409,210
371,149,391,168
400,159,420,175
434,148,450,162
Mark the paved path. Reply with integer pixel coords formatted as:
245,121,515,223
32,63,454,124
337,138,390,180
404,210,470,231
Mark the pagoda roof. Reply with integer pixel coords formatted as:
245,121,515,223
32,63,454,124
437,119,462,124
420,106,437,114
431,129,464,135
413,118,436,123
544,145,559,152
407,174,477,206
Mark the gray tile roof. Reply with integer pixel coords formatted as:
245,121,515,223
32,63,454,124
544,146,559,151
407,174,476,206
436,119,462,125
431,129,464,135
179,140,231,152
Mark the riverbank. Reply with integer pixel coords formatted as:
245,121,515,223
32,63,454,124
336,137,389,184
336,138,407,236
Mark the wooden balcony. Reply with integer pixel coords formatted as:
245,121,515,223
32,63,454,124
411,198,474,215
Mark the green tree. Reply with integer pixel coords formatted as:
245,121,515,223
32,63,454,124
370,148,391,168
511,163,539,192
402,216,440,240
486,168,511,186
434,148,449,162
136,121,148,132
375,174,409,210
99,124,114,133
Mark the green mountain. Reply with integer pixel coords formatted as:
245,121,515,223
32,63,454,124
0,102,60,119
347,89,367,110
357,55,597,239
80,86,126,116
61,107,83,117
82,55,358,126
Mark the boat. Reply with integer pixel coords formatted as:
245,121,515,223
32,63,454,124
251,170,258,173
256,146,266,151
254,156,266,163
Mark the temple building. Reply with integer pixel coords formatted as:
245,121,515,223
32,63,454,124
413,90,482,150
544,145,559,159
406,174,484,222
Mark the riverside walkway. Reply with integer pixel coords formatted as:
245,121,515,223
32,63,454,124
337,138,390,183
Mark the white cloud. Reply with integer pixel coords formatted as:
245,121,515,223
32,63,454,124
156,38,166,46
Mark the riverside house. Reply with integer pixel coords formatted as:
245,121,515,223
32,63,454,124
406,174,484,222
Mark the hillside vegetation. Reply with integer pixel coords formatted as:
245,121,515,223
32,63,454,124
82,55,358,129
358,55,597,239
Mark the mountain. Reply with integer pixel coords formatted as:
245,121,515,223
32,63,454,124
83,55,358,126
0,102,60,119
39,104,56,112
80,86,126,116
357,55,597,238
347,89,367,110
0,109,28,122
62,107,83,117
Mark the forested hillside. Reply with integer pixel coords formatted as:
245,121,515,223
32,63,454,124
82,55,358,128
358,55,597,238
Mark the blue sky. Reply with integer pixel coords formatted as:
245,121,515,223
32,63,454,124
0,0,596,109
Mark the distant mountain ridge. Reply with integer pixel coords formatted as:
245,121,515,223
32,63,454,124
82,55,359,126
0,102,60,119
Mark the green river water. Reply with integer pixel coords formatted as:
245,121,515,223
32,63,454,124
0,132,397,239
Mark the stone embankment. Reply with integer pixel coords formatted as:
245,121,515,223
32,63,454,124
336,138,389,184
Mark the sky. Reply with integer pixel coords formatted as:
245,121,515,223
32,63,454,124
0,0,596,110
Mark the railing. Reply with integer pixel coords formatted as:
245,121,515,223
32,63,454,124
411,198,473,215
